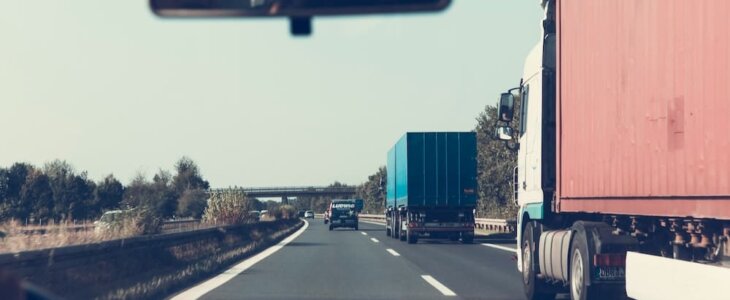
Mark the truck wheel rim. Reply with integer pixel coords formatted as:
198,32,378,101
522,241,531,285
571,249,584,300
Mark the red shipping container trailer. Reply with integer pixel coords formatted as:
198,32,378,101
495,1,730,299
556,0,730,219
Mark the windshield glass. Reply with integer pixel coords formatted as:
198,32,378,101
4,1,714,300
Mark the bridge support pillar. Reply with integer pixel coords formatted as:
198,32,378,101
281,196,289,205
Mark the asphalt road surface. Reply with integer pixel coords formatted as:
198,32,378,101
174,219,525,300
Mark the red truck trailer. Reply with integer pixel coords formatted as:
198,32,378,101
495,1,730,299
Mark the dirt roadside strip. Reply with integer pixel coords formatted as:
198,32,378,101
0,219,304,300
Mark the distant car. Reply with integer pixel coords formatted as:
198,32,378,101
328,201,358,231
95,209,134,234
248,210,261,222
304,211,314,218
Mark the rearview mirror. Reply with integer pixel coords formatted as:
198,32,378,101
495,126,514,141
150,0,451,17
498,92,515,123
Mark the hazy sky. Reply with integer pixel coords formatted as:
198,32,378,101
1,1,542,187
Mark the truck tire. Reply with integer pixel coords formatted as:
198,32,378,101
329,224,333,231
569,229,603,300
461,232,474,244
397,214,406,241
449,234,459,242
407,230,418,244
386,227,392,236
392,215,400,239
354,224,359,231
399,221,407,241
522,222,556,300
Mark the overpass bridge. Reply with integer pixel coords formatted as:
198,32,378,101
208,186,357,203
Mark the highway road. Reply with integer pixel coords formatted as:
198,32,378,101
173,219,526,300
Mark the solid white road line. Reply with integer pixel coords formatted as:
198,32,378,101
386,249,401,257
482,243,518,253
370,238,379,243
421,275,457,296
170,220,310,300
361,232,368,236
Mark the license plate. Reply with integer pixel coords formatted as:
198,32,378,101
596,267,625,280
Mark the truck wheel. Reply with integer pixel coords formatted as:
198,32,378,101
449,234,459,242
461,232,474,244
392,216,400,239
329,224,333,231
393,226,399,239
354,224,359,231
386,227,392,237
522,222,556,300
407,230,418,244
569,229,604,300
399,222,407,241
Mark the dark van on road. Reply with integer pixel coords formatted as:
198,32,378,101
328,199,363,231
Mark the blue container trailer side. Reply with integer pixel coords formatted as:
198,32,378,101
386,148,397,209
385,132,477,244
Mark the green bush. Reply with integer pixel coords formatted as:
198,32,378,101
202,190,252,225
176,189,208,218
273,204,296,220
112,208,163,235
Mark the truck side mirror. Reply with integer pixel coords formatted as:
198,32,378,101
496,126,514,141
498,92,515,122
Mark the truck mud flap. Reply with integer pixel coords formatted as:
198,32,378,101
626,251,730,300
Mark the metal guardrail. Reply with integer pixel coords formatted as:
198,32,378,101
15,219,206,235
208,186,357,199
474,218,517,233
356,214,516,233
209,186,356,194
16,224,93,235
358,214,385,223
160,219,207,233
0,219,303,299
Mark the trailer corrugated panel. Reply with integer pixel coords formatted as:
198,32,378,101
395,134,409,205
556,0,730,219
386,132,477,209
386,147,397,208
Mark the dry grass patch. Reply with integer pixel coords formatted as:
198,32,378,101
0,220,107,253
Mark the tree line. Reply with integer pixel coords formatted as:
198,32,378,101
1,103,517,223
0,157,211,224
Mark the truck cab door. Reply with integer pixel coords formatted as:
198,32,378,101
517,85,530,203
518,42,546,207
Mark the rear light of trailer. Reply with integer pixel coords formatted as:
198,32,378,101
593,253,626,267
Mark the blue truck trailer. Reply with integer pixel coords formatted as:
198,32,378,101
386,132,478,244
